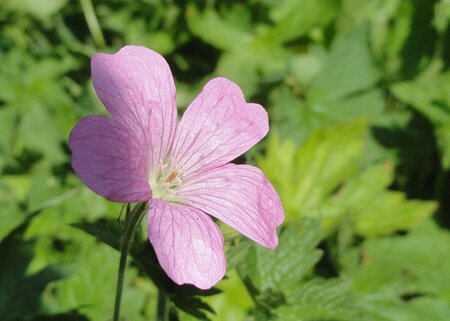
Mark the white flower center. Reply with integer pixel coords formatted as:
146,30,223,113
149,161,183,202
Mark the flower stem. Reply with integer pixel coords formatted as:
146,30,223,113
79,0,106,47
156,289,170,321
113,202,147,321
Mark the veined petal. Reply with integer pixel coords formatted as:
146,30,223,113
148,199,226,289
172,77,268,179
69,115,151,202
177,164,283,249
91,45,177,175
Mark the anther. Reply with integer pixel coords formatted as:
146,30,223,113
166,170,178,183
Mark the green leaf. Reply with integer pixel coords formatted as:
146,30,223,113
344,220,450,301
238,218,322,296
1,0,68,20
203,269,253,321
368,0,413,77
0,182,25,241
45,234,148,321
72,218,171,289
337,220,450,321
186,4,292,95
269,86,324,145
258,120,366,223
359,297,450,321
239,219,373,321
272,25,383,145
258,120,435,236
214,50,260,97
326,162,436,236
289,47,326,86
186,6,251,51
101,4,184,55
20,104,66,163
306,25,383,120
391,62,450,168
276,278,368,321
0,52,77,164
74,217,219,320
202,36,287,95
269,0,338,42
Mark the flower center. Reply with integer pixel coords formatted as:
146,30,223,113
149,161,182,202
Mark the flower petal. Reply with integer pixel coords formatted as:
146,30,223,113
91,45,177,175
172,77,268,179
69,115,151,202
177,164,283,249
148,199,226,289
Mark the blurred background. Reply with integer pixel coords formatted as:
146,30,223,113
1,0,450,320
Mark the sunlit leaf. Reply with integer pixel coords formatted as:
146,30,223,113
258,120,435,235
276,278,368,321
238,218,322,297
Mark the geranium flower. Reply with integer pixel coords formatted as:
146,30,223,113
69,46,284,289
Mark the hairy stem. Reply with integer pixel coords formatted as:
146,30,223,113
113,202,147,321
156,289,170,321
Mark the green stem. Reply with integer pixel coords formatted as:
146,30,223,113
156,289,170,321
79,0,106,47
113,202,147,321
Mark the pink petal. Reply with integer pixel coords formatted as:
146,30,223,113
148,199,226,289
172,77,268,179
91,45,177,175
177,164,284,249
69,115,151,202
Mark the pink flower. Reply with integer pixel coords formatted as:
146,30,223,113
69,46,284,289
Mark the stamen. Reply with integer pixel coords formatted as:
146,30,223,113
149,162,182,202
166,170,178,183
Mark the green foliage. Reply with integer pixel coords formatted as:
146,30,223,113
237,218,370,321
186,0,337,95
258,121,436,235
276,279,366,321
1,0,68,21
270,23,384,145
74,216,220,320
46,238,147,321
238,219,322,295
305,25,382,119
392,61,450,168
0,225,62,321
1,0,450,320
343,221,450,301
339,221,450,321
